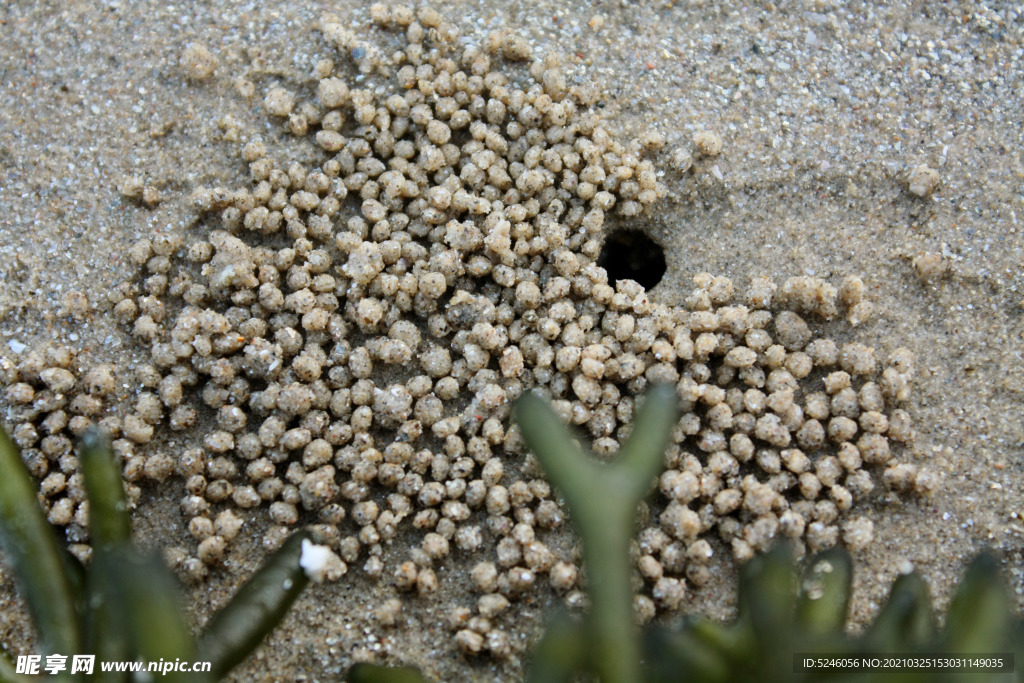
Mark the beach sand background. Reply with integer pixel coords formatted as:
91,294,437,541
1,1,1023,680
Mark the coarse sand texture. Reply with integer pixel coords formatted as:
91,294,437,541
5,2,1022,680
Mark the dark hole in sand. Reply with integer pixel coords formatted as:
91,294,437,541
597,229,667,290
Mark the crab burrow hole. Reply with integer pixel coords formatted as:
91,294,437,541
597,228,667,290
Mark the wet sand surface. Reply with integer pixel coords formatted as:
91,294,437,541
1,2,1023,680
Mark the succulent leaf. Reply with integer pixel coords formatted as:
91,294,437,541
737,544,798,662
0,427,313,682
84,550,132,683
79,429,131,548
642,622,732,683
516,385,678,683
941,553,1010,655
0,649,36,683
0,427,81,657
197,530,311,679
864,572,935,652
103,546,205,683
526,612,588,683
796,548,853,636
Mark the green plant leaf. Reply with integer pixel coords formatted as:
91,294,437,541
526,612,588,683
513,390,591,511
84,549,132,683
614,384,681,503
103,546,204,683
642,621,731,683
683,615,750,660
78,431,133,682
864,572,934,652
734,544,797,677
516,385,678,683
0,426,81,657
197,531,310,680
941,553,1009,655
738,544,796,640
796,548,853,637
1007,619,1024,683
79,430,130,549
0,648,37,683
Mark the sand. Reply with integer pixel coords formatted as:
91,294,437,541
1,1,1023,680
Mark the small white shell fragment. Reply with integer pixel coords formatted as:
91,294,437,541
300,538,346,583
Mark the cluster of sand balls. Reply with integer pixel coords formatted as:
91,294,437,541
0,5,933,661
0,348,120,565
633,274,934,618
